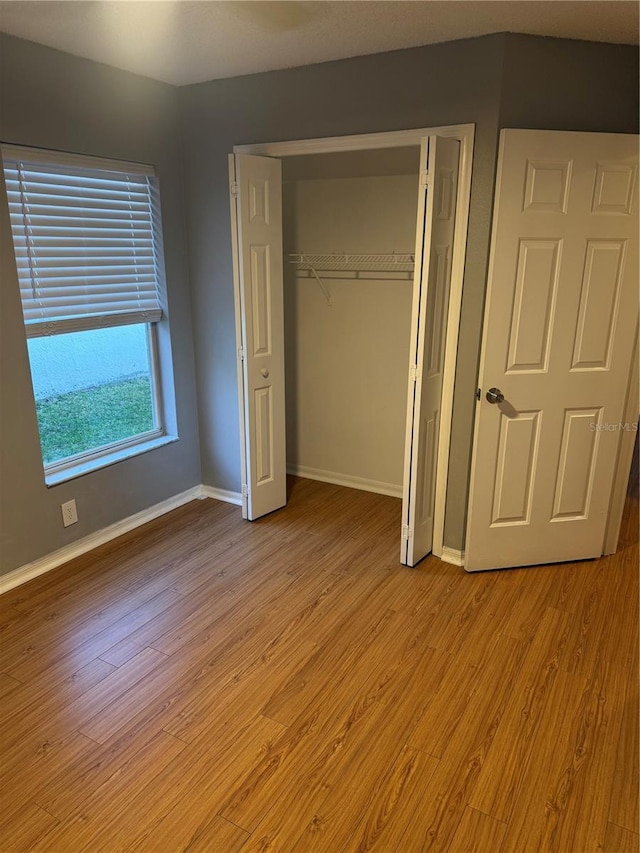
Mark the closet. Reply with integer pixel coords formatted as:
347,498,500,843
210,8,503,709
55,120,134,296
230,129,466,565
281,147,420,497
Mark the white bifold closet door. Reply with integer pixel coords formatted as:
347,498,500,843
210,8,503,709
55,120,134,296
230,153,286,520
401,135,460,567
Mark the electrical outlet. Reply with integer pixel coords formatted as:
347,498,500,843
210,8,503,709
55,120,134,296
61,499,78,527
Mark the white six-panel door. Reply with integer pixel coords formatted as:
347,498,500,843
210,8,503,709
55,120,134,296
401,136,460,566
466,130,639,571
231,154,286,520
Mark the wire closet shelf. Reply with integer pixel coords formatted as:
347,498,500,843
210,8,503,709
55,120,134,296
289,252,415,272
289,252,415,306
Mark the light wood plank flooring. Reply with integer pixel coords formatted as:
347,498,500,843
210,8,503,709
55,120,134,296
1,472,637,852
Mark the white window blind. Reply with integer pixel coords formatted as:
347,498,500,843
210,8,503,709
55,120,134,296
1,145,164,337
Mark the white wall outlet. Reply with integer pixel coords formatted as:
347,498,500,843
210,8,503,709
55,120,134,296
61,499,78,527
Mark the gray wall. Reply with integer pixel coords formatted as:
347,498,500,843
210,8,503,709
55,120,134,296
499,35,638,133
0,34,201,575
179,34,507,550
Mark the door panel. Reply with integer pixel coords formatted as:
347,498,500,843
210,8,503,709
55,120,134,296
491,410,541,526
506,239,561,372
466,130,639,571
233,153,286,520
552,407,601,519
571,240,625,369
401,135,460,566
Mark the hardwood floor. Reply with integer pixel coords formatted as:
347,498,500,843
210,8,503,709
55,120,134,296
1,472,637,852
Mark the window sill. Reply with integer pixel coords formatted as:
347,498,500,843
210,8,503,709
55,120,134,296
45,435,178,487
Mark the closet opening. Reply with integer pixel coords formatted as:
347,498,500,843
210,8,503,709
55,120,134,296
230,125,474,565
282,146,421,504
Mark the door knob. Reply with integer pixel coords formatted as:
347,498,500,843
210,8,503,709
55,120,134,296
260,367,270,378
486,387,504,404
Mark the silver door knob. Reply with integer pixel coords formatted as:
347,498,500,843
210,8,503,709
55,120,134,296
260,367,270,378
486,387,504,404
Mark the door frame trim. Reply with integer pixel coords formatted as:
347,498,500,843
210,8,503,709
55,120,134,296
233,124,475,556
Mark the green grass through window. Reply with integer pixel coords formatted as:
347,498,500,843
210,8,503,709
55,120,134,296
36,376,154,465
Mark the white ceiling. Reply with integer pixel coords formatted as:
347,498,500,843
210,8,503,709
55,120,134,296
0,1,637,86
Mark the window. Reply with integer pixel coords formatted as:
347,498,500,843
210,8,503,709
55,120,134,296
2,145,171,483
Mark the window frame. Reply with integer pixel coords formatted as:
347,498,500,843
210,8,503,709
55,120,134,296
1,145,175,485
39,322,165,482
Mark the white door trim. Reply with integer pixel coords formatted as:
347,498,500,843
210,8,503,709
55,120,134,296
233,124,475,556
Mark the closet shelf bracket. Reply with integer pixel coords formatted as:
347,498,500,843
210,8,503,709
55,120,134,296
289,254,333,306
308,264,333,307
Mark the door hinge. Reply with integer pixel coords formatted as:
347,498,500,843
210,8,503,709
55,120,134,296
410,366,420,382
230,180,239,197
237,346,245,361
420,171,431,189
402,525,412,541
241,484,249,498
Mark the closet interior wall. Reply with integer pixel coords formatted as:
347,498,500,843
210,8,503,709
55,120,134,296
282,147,420,496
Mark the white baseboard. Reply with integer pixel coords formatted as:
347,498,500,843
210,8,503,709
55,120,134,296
0,484,242,595
440,546,465,567
200,485,243,506
288,464,402,498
